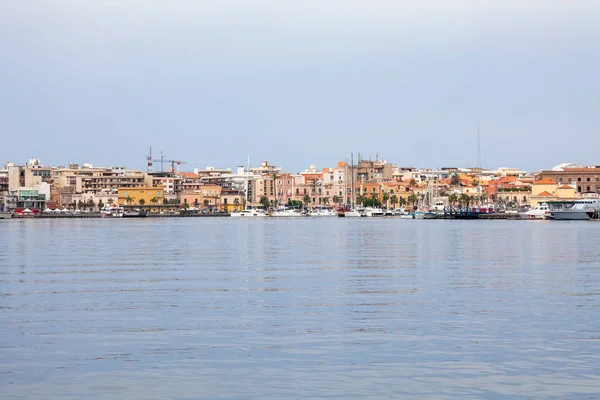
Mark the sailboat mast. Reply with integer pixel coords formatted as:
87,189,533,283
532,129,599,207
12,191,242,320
351,152,355,208
246,156,250,207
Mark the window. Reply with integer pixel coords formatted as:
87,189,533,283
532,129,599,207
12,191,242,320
587,186,591,192
157,191,161,197
578,177,581,182
568,178,572,182
558,178,563,183
123,191,128,197
578,186,582,192
587,177,591,182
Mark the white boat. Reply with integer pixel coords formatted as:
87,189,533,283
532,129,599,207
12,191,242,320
520,203,551,220
270,208,303,217
100,204,124,218
392,208,410,217
344,208,362,217
230,208,267,217
549,200,600,221
309,207,337,217
0,212,13,219
363,207,384,217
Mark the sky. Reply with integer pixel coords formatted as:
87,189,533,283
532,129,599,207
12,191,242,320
1,0,599,173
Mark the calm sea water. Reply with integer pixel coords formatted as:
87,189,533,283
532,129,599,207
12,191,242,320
1,218,600,399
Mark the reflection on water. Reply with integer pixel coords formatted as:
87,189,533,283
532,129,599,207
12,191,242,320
1,218,600,399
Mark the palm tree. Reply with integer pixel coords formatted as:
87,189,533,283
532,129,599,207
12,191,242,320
182,201,190,210
409,179,417,187
459,193,471,208
448,193,458,206
398,196,407,208
125,196,135,205
233,198,240,211
407,193,418,210
98,200,104,211
272,172,279,206
303,194,311,207
323,196,330,206
150,197,158,205
356,194,365,206
139,198,145,206
260,196,270,208
382,192,390,209
332,195,340,205
390,194,398,209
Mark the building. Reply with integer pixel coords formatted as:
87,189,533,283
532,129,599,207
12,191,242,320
118,186,165,207
2,184,49,212
536,167,600,195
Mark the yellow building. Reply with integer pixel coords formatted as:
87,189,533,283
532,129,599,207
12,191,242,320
180,184,223,209
530,178,557,207
118,186,165,207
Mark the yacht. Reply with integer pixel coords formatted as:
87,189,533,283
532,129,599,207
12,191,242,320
309,207,337,217
344,208,362,217
520,203,551,220
0,212,13,219
363,207,384,217
230,209,267,217
270,208,303,217
423,211,439,219
100,204,124,218
392,208,410,217
548,200,600,221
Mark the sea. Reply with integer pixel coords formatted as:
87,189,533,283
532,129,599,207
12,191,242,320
1,218,600,399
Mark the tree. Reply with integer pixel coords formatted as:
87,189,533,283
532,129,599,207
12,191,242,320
409,179,417,187
272,172,279,207
303,194,311,207
459,193,471,208
398,196,407,208
332,195,340,205
450,174,460,186
382,192,390,209
407,193,418,210
356,194,365,206
260,196,270,208
193,199,199,208
125,196,135,205
233,198,240,211
87,199,96,210
98,200,104,210
322,196,330,206
139,198,145,206
390,194,398,209
182,201,190,210
150,197,158,205
77,200,83,210
448,193,458,206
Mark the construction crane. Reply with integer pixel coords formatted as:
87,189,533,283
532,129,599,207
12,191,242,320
146,147,214,172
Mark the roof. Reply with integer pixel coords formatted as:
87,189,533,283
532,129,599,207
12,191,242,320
558,185,574,189
536,191,555,197
534,178,555,185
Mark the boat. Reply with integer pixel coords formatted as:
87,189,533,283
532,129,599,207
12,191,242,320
270,207,303,217
100,204,124,218
520,203,551,220
0,212,13,219
230,208,267,217
123,209,148,218
308,207,337,217
392,208,411,217
363,207,384,217
423,211,439,219
344,208,362,217
548,199,600,221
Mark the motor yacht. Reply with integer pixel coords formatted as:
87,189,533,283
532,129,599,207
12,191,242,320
363,207,384,217
520,203,551,220
230,209,267,217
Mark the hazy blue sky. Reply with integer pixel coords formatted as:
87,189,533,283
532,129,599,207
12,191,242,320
1,1,598,173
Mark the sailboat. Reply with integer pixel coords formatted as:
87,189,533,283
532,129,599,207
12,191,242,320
344,153,362,217
230,157,267,218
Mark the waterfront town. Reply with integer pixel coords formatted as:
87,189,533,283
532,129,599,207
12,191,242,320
1,152,600,219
